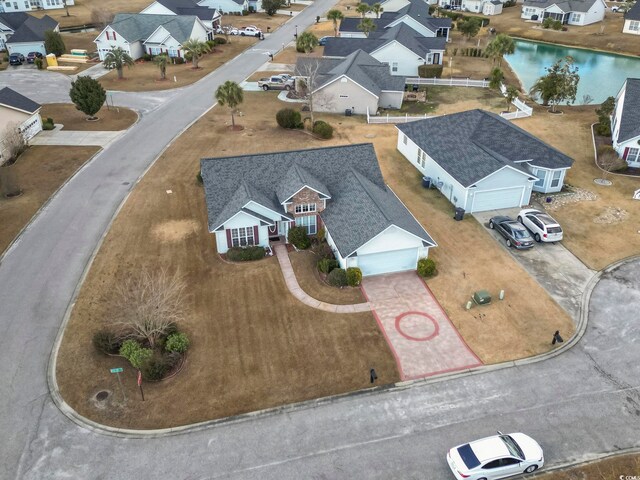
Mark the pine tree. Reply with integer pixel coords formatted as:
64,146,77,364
44,30,66,57
69,76,106,120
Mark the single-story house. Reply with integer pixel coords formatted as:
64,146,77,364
0,0,73,13
0,87,41,162
141,0,221,30
622,1,640,35
295,49,405,115
94,13,210,61
483,0,503,15
611,78,640,167
325,23,446,76
2,12,58,56
201,144,437,277
521,0,606,25
396,110,574,212
197,0,248,14
340,0,451,40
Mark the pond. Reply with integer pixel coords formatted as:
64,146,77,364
505,39,640,105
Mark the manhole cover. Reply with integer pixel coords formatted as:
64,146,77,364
95,390,109,401
594,178,612,186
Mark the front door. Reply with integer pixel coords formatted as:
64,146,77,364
277,221,289,238
432,53,440,65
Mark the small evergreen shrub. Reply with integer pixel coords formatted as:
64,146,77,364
418,64,443,78
312,120,333,139
226,246,266,261
276,108,303,129
206,40,216,49
142,353,171,381
317,258,339,274
196,171,203,184
165,332,190,354
93,329,121,355
174,57,186,65
346,267,362,287
34,58,44,70
316,227,326,243
326,268,348,287
417,257,437,278
312,241,333,259
288,226,311,249
214,37,227,45
119,339,153,369
142,53,153,61
42,117,55,130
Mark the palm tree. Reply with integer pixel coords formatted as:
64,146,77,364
357,17,376,37
182,38,211,69
529,75,556,108
488,67,504,90
103,47,134,80
215,81,244,129
154,54,169,80
371,2,384,18
356,2,371,18
326,9,344,37
485,33,515,67
504,85,519,112
296,31,319,54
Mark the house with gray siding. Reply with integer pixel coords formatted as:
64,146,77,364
0,0,73,13
396,110,574,213
141,0,221,30
1,12,58,56
201,144,436,277
521,0,606,25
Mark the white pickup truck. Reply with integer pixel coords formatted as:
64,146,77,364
258,75,294,91
239,26,262,37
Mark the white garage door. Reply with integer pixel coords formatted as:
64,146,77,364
357,248,418,277
471,187,524,212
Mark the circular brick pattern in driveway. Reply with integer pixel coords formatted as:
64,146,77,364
395,311,439,342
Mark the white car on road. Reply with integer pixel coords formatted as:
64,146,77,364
447,432,544,480
517,208,563,243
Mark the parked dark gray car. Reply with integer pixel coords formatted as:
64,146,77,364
489,216,534,249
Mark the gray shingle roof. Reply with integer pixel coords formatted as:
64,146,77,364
341,0,451,34
5,14,58,44
625,2,640,22
153,0,218,20
109,13,198,43
0,12,29,31
0,87,41,114
522,0,599,12
617,78,640,143
200,144,435,256
296,50,405,97
397,110,573,187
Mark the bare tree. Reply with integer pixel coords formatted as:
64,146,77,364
295,58,334,124
90,9,115,29
597,145,626,180
2,122,26,163
112,268,187,348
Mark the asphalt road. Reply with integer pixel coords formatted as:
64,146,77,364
2,7,640,480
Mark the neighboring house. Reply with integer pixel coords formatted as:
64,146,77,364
0,0,74,13
325,23,446,76
2,12,57,56
201,144,436,277
295,50,405,115
340,0,451,40
94,13,209,61
141,0,221,30
521,0,606,25
622,1,640,34
0,87,42,163
197,0,248,14
611,78,640,167
482,0,503,15
396,110,574,213
360,0,411,12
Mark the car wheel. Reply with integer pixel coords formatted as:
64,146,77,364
262,85,269,91
524,465,538,473
489,220,494,229
240,32,245,35
478,478,488,480
517,216,523,223
506,239,512,248
285,85,291,91
534,233,541,242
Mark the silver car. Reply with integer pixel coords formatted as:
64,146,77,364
517,209,563,243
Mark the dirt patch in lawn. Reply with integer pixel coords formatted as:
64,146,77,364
513,107,640,270
55,93,398,429
41,104,138,131
289,250,366,305
0,146,100,255
535,453,640,479
399,86,508,116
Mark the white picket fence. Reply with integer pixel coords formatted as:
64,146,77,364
405,77,490,88
366,108,434,124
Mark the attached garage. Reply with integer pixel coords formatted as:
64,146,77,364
357,247,419,277
470,186,526,213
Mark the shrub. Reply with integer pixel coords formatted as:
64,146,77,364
213,37,227,45
119,339,153,369
346,267,362,287
312,120,333,139
226,246,266,261
276,108,303,129
453,47,458,56
165,332,190,353
552,20,563,30
312,241,333,260
174,57,186,65
417,257,437,278
196,171,203,184
288,226,311,249
326,268,348,287
142,53,153,61
206,40,216,49
316,227,326,243
42,118,55,130
418,64,443,78
317,258,339,274
34,57,44,70
142,353,171,381
93,329,122,355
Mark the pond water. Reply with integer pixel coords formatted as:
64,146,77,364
505,39,640,104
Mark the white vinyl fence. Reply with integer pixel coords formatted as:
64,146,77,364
366,108,434,124
405,77,490,88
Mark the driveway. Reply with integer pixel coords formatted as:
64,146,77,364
362,272,482,380
474,207,596,319
30,127,123,147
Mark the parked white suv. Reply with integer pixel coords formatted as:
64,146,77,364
517,208,563,242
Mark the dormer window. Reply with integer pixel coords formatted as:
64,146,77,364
295,203,316,213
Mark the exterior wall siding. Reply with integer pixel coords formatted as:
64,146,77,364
355,225,425,255
379,91,403,109
198,0,244,13
388,16,436,36
315,77,379,115
372,41,424,76
6,41,45,55
623,19,640,34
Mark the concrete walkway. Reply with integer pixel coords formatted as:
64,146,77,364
362,272,483,380
74,63,111,80
30,126,123,147
273,244,371,313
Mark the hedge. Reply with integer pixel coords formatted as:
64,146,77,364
417,257,437,278
418,64,443,78
346,267,362,287
226,246,266,261
327,268,348,287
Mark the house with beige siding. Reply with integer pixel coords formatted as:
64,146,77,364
622,2,640,34
0,87,42,163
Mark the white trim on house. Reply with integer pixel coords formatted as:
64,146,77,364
281,184,331,204
344,223,434,259
212,209,273,232
313,74,381,100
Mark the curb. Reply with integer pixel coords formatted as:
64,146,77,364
530,447,640,477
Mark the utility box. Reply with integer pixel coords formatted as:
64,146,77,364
454,207,465,221
422,176,431,189
345,109,352,116
473,290,492,305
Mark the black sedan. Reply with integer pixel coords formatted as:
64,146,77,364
489,216,534,249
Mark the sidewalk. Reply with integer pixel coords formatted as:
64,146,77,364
74,63,111,80
31,125,123,147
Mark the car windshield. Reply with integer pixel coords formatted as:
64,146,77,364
457,444,481,469
501,436,525,460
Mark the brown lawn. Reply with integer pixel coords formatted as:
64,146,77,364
513,107,640,271
0,146,100,255
289,250,366,305
41,104,138,131
222,12,293,33
536,453,640,479
29,0,150,28
400,86,509,116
